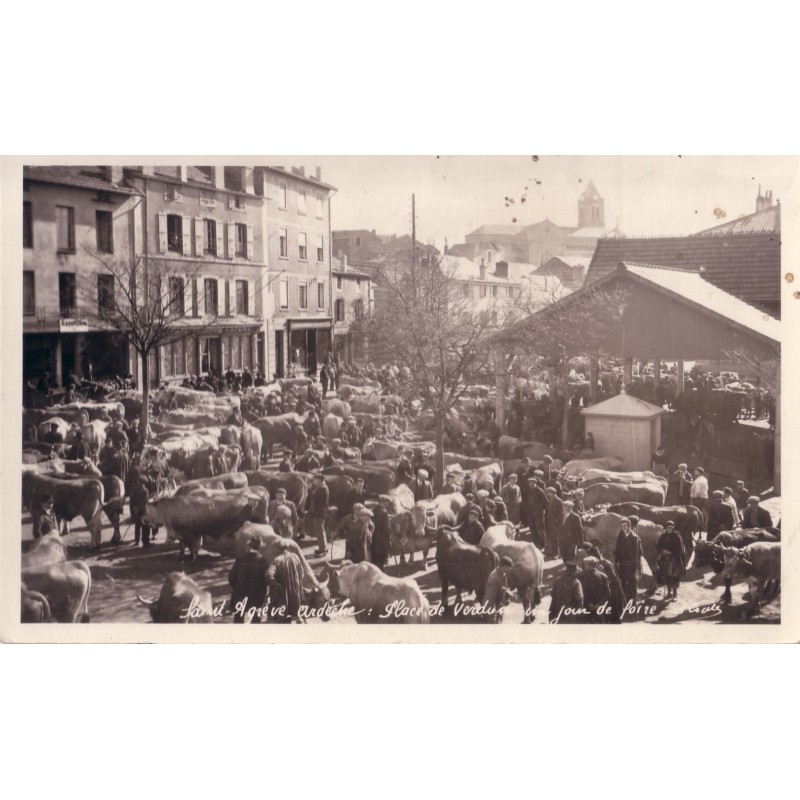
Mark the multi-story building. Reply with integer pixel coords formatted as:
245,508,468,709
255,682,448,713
125,166,268,386
22,166,142,385
257,166,336,378
331,256,373,363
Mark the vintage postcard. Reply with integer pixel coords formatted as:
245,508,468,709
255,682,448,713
1,155,797,643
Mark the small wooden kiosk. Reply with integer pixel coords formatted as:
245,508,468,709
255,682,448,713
581,390,664,471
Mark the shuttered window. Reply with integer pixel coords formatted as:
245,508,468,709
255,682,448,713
56,206,75,252
235,223,247,257
279,278,289,310
170,278,185,316
299,282,308,310
204,219,217,255
23,271,35,314
298,232,307,261
297,190,307,214
279,228,288,258
204,278,218,315
317,235,324,263
236,280,248,314
97,274,115,313
96,210,114,253
317,281,325,309
167,214,183,253
23,202,33,248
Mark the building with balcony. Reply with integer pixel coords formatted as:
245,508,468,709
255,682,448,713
22,166,142,385
257,166,336,378
331,256,373,363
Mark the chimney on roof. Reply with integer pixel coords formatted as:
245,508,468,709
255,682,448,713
479,259,487,282
494,260,509,279
371,229,376,236
756,185,775,213
297,166,305,177
343,254,348,270
444,238,449,255
102,166,124,184
315,166,322,181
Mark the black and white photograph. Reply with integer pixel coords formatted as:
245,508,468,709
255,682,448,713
2,155,796,641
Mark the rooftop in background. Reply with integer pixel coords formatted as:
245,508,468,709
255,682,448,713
581,391,664,418
23,166,140,195
689,202,780,237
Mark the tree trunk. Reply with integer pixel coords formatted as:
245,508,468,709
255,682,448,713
139,351,150,453
434,414,446,493
561,391,572,448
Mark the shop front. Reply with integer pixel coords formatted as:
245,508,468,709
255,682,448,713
284,318,332,377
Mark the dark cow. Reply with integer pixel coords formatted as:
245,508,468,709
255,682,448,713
173,472,249,496
21,560,92,622
55,474,125,543
143,487,270,562
137,572,214,623
608,502,701,560
253,413,305,458
721,542,781,619
22,472,104,539
322,463,395,495
435,527,499,610
295,471,355,523
245,471,308,513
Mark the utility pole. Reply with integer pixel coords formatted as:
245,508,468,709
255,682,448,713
411,193,416,265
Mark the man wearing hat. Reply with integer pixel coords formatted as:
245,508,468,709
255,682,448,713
343,476,368,517
577,556,612,623
462,506,486,546
268,487,299,538
541,454,555,482
500,474,522,526
396,447,415,487
66,430,92,462
439,472,460,495
741,496,773,529
706,489,736,538
484,556,514,623
371,498,392,570
524,477,548,551
32,493,58,539
571,488,586,515
614,517,643,601
412,469,434,503
455,494,482,531
228,536,268,623
307,472,330,557
549,562,585,624
722,487,741,525
559,500,583,563
42,422,64,448
544,486,564,560
671,462,693,506
690,467,709,529
343,416,364,450
734,479,751,512
579,543,624,622
340,503,374,563
656,520,685,601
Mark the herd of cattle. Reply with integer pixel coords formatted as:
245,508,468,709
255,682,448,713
19,374,781,625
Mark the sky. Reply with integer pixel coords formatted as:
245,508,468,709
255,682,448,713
280,155,798,250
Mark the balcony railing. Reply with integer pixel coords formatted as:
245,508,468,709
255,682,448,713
26,306,95,327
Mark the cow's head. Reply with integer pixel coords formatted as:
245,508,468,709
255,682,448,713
322,560,355,599
305,571,332,621
721,548,752,579
410,504,435,536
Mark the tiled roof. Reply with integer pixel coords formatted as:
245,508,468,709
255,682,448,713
623,263,780,343
23,165,139,195
569,226,610,239
581,391,663,418
585,232,781,312
691,204,780,237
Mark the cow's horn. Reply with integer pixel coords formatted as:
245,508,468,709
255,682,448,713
323,561,338,571
136,594,156,606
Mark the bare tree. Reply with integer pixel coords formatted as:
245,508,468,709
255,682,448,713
352,251,502,489
79,251,218,447
496,285,631,446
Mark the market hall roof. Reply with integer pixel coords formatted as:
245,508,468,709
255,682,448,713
584,228,781,315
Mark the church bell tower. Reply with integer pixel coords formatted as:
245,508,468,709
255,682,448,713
578,180,605,228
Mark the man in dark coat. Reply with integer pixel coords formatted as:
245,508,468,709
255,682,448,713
412,470,434,503
343,477,368,518
706,490,736,538
615,517,643,602
241,367,253,389
42,423,64,447
656,520,686,601
268,487,299,536
371,501,392,570
32,494,58,539
549,562,585,623
341,505,374,564
320,364,329,399
396,448,415,487
741,496,774,529
308,473,330,557
579,544,625,623
558,500,583,562
577,556,612,623
462,507,486,546
545,486,563,560
229,536,268,623
438,473,460,495
66,431,92,461
524,477,548,551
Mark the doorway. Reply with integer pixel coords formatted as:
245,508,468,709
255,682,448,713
274,331,284,379
200,337,221,375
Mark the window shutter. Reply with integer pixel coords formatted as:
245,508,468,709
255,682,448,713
183,278,192,319
215,220,224,259
216,277,224,316
193,217,203,256
247,279,255,316
228,278,236,316
157,213,168,252
181,216,191,255
246,225,254,260
227,223,236,259
193,277,200,317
